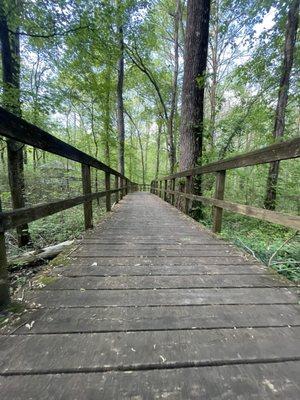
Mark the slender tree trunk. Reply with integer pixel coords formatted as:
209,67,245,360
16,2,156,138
264,0,299,210
0,3,30,246
155,121,162,180
167,0,181,174
104,66,112,166
117,23,125,175
208,0,219,149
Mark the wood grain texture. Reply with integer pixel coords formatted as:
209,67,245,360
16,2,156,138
1,192,299,399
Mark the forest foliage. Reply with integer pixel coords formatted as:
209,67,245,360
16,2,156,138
0,0,299,280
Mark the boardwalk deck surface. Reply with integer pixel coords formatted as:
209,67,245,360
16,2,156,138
0,192,299,399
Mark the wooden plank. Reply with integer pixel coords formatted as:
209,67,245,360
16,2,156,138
62,264,268,277
75,249,239,257
0,327,300,374
164,190,300,230
185,175,192,213
14,304,300,334
212,170,226,233
24,287,298,307
1,361,300,399
105,172,111,212
0,188,121,231
0,107,126,178
47,274,295,290
81,164,93,229
161,137,300,180
114,176,119,203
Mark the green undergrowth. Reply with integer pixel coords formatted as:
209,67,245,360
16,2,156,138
6,201,107,258
200,210,300,282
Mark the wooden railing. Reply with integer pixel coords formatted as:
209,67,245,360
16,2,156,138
150,137,300,233
0,106,137,305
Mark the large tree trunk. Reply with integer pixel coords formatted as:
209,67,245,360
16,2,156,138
117,24,125,176
179,0,211,172
0,3,31,247
264,0,299,210
179,0,211,216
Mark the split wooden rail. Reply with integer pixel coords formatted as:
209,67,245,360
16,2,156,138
0,107,137,306
151,137,300,233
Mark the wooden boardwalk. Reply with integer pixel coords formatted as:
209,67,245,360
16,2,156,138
0,192,300,399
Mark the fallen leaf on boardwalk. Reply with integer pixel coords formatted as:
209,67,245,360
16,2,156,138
25,321,35,330
91,262,97,266
80,288,86,292
159,355,166,362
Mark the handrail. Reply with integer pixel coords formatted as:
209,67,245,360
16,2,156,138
151,138,300,233
0,106,125,179
0,107,138,306
158,137,300,180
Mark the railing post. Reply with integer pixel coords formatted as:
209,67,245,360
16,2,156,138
159,180,162,198
125,179,128,195
0,199,10,307
81,164,93,229
185,175,192,214
115,175,119,203
171,178,175,205
164,180,167,201
212,170,226,233
105,172,111,212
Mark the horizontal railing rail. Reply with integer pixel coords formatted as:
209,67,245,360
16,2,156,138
0,107,138,306
150,137,300,233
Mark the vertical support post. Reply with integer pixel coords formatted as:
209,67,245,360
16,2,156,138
164,180,167,201
159,181,162,198
0,199,10,307
185,175,192,214
125,179,128,195
105,172,111,212
81,164,93,230
115,175,119,203
212,170,226,233
171,178,175,206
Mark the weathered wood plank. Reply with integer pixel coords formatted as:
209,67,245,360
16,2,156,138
1,361,299,399
0,188,122,231
14,304,300,334
161,137,300,179
0,106,125,178
61,264,268,276
48,274,294,290
24,287,299,308
0,327,299,374
164,190,300,230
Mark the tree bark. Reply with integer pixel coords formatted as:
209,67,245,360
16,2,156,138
155,121,162,180
0,3,31,247
117,24,125,176
167,0,181,173
179,0,211,172
264,0,299,210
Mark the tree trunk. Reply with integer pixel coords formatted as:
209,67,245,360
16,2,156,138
167,0,181,174
208,0,219,149
179,0,211,172
264,0,299,210
117,24,125,176
179,0,211,216
104,66,112,166
0,4,30,247
155,121,162,180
